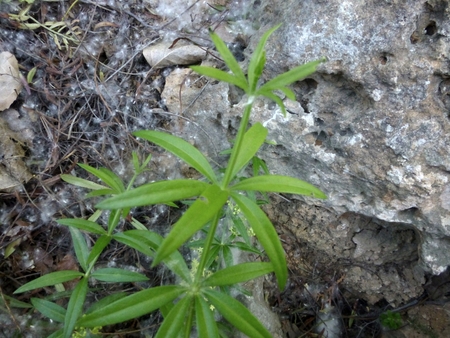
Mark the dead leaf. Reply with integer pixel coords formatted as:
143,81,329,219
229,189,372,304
143,42,206,69
0,52,22,111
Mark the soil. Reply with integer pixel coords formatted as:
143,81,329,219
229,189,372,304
0,1,449,337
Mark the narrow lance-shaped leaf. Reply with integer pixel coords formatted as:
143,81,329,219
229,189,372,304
86,235,111,268
107,208,122,235
96,180,210,210
190,66,248,91
31,298,66,323
226,122,268,182
231,175,327,199
69,227,89,272
279,86,296,100
248,24,281,92
209,30,247,85
60,174,107,191
57,218,107,235
134,130,217,183
113,231,155,257
14,271,84,294
202,289,272,338
1,295,33,309
258,57,326,93
230,192,287,290
78,164,125,193
77,286,186,328
202,262,274,287
91,268,149,283
155,295,193,338
195,295,219,338
222,245,233,267
153,184,229,266
114,229,192,283
85,292,127,315
64,277,88,338
257,89,287,116
85,188,115,198
47,329,64,338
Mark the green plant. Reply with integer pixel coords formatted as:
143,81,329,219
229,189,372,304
14,25,326,337
6,2,81,55
380,310,402,330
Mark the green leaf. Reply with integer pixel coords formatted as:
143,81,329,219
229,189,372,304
27,66,37,83
107,208,121,234
78,164,125,193
113,231,155,257
130,217,148,230
0,295,33,309
113,230,191,283
230,193,287,290
14,271,84,294
252,156,270,176
258,90,287,116
57,218,107,235
64,277,88,338
88,209,102,222
202,289,271,338
195,295,219,338
153,184,229,266
69,227,89,272
47,329,64,338
133,130,217,183
203,244,221,271
155,295,193,338
86,235,111,267
190,66,248,91
209,30,247,85
91,268,149,283
85,188,116,198
232,241,262,255
96,180,210,209
231,175,326,199
222,245,233,267
202,262,273,287
248,24,281,92
31,298,66,322
132,151,140,172
77,286,186,328
85,292,127,315
228,210,251,246
279,86,296,100
60,174,107,191
227,123,268,181
160,301,175,318
258,57,326,92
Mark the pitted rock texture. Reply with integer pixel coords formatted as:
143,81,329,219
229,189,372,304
263,197,424,305
161,0,450,304
244,0,450,277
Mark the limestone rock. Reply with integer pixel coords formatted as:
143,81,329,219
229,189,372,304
143,43,206,68
0,115,33,191
244,0,450,281
159,0,450,305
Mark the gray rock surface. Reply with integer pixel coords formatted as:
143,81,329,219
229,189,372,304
161,0,450,304
249,0,450,278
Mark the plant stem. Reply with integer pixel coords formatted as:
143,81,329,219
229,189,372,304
184,301,194,338
221,102,253,188
195,211,221,282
